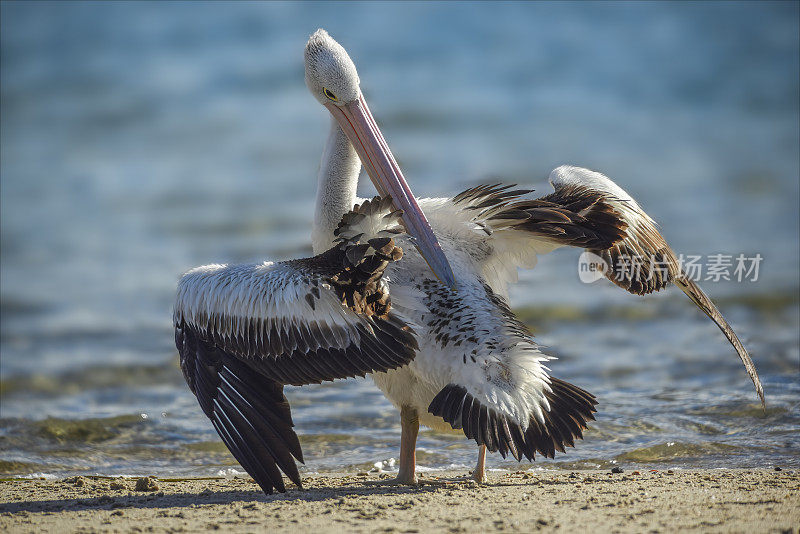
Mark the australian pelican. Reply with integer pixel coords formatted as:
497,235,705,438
174,29,763,494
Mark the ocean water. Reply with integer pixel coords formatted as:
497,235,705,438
1,2,798,478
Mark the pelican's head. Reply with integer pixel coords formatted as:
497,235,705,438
303,29,456,289
304,29,360,105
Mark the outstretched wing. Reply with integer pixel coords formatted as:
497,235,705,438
550,168,762,407
175,199,418,494
423,165,763,407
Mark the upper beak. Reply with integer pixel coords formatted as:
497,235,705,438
325,95,456,289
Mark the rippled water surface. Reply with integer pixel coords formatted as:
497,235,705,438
1,2,798,478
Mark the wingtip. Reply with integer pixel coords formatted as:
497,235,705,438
675,278,766,412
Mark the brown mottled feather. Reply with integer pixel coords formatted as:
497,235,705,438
454,183,627,250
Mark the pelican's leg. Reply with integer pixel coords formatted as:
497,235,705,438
472,444,487,483
396,405,419,484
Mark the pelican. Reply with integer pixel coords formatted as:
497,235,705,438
174,29,763,494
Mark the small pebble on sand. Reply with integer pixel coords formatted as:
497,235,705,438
135,476,160,492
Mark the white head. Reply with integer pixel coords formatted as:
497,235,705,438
304,29,361,106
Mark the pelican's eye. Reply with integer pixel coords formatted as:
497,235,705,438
323,88,338,102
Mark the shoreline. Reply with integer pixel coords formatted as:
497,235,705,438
1,469,797,533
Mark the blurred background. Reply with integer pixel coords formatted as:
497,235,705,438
1,1,798,478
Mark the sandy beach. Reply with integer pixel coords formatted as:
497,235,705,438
1,469,797,533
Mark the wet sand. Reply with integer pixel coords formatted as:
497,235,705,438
1,469,797,533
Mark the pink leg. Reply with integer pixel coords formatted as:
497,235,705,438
473,444,487,483
396,405,419,484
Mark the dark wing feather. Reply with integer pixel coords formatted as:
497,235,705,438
428,378,597,462
177,323,301,493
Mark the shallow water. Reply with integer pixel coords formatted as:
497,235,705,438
1,2,798,478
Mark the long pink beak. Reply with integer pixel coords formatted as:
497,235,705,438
325,95,456,288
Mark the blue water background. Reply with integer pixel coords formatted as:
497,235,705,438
1,1,798,476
